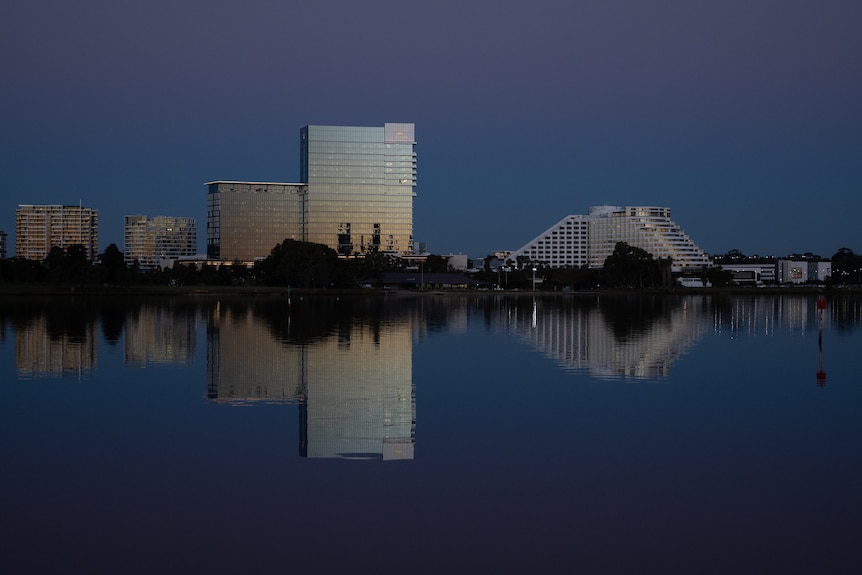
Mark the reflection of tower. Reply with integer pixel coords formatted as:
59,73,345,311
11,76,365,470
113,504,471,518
817,296,827,387
206,304,307,404
204,300,416,460
304,319,415,460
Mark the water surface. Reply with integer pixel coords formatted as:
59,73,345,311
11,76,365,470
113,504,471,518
1,293,860,573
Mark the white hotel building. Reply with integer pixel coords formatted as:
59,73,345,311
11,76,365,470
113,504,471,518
510,206,709,273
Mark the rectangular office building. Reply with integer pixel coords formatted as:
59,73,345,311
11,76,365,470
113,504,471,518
301,123,417,256
206,181,306,261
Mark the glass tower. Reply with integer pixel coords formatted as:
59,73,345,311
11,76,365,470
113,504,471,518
300,124,417,256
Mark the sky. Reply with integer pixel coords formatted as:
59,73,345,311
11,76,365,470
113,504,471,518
2,0,861,260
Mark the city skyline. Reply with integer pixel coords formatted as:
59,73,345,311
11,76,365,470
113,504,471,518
2,1,860,260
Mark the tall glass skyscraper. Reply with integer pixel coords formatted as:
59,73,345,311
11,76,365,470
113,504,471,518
206,123,417,261
300,124,417,256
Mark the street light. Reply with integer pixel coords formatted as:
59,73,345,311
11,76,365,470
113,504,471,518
532,267,537,291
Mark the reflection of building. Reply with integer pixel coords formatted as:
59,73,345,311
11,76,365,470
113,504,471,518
511,206,708,273
206,304,307,403
16,317,97,377
15,204,99,261
206,303,415,460
303,319,415,460
124,215,197,269
206,123,417,261
125,305,196,366
508,297,709,379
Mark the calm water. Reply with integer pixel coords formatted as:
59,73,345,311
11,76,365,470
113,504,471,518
1,293,861,574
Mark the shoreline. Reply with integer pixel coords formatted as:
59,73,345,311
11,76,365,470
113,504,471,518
0,284,857,298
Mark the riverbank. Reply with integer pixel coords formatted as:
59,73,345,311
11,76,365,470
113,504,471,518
1,282,858,298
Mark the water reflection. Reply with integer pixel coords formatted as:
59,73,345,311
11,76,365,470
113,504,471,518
16,313,98,378
206,297,416,460
3,293,862,572
4,293,861,387
505,295,710,379
125,302,197,367
10,298,99,379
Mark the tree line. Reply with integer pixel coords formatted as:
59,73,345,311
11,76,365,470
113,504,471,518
0,240,455,289
5,239,858,291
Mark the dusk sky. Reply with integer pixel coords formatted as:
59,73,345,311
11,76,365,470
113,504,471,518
3,0,861,260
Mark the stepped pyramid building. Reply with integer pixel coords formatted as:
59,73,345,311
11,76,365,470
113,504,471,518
510,206,708,272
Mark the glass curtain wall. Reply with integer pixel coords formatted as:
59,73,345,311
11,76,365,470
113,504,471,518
206,182,305,261
301,124,416,256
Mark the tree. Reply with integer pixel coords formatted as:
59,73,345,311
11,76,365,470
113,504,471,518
831,247,862,284
423,254,451,273
256,239,339,288
602,242,670,289
99,243,127,285
43,246,68,284
43,244,91,285
705,266,733,287
335,250,393,288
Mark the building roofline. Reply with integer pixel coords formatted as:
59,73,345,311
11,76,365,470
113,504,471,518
204,180,306,186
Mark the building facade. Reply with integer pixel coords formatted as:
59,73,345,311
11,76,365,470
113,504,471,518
809,261,832,282
301,124,417,256
206,123,417,261
776,259,832,284
15,204,99,261
719,263,777,286
510,215,590,268
124,215,198,270
510,205,709,273
206,182,305,261
0,229,7,259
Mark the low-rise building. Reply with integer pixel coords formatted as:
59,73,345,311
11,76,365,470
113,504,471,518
445,254,469,271
777,259,832,284
124,215,198,270
809,261,832,282
777,259,808,284
719,263,776,285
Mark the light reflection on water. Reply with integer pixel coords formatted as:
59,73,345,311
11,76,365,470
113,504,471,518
1,293,861,573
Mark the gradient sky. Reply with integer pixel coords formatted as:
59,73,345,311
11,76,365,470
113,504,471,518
2,0,861,260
